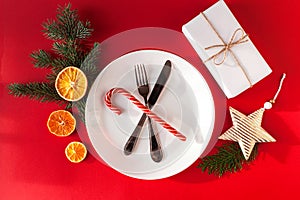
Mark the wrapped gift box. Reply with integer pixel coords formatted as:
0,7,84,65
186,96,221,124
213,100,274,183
182,0,272,98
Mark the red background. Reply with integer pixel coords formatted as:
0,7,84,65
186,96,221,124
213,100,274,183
1,0,299,199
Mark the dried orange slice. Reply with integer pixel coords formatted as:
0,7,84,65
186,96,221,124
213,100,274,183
55,66,88,102
65,141,87,163
47,110,76,137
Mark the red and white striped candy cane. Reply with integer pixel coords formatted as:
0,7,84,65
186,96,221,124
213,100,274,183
105,88,186,141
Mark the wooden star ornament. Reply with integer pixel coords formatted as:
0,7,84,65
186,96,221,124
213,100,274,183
219,107,276,160
219,73,286,160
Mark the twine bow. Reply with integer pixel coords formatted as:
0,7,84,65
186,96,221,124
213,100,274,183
205,28,249,65
201,12,252,87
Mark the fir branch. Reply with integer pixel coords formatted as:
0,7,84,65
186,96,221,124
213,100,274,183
80,43,101,77
46,74,56,84
31,50,76,73
30,50,74,72
52,41,85,67
46,71,59,84
198,143,258,177
8,82,66,104
31,50,53,68
8,3,98,124
42,3,93,41
51,58,72,71
52,42,78,63
72,96,87,123
75,21,93,39
65,102,72,110
43,20,63,40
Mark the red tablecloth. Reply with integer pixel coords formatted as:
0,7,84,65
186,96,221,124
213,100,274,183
1,0,299,199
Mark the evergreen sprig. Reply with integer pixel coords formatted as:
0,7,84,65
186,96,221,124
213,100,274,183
31,50,72,72
73,96,87,123
8,3,100,122
30,50,53,68
42,3,93,41
8,82,64,104
81,43,100,77
198,143,258,177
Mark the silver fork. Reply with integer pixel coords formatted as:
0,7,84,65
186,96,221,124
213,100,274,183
133,64,163,162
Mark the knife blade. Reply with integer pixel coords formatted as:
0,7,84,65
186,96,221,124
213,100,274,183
148,60,172,108
124,60,172,155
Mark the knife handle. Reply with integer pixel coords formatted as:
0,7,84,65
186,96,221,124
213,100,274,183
124,113,147,155
148,117,163,162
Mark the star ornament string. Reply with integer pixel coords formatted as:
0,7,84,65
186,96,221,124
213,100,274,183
219,73,286,160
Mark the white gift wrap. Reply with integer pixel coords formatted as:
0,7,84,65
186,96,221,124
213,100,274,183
182,0,272,98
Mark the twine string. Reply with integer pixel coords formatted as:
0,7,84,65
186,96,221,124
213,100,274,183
270,73,286,104
201,12,252,87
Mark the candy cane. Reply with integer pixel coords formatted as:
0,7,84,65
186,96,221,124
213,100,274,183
105,88,186,141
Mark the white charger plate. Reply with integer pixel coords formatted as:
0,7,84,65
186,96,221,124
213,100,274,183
85,50,215,179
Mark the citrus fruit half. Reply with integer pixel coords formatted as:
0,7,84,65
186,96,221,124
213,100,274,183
47,110,76,137
55,66,88,102
65,141,87,163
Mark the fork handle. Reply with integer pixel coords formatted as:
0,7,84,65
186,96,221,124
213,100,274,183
124,113,147,155
148,117,163,162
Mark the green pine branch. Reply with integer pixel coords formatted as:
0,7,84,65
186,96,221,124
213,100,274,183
81,43,101,77
42,3,93,41
198,143,258,177
31,50,72,71
52,57,73,69
52,41,86,67
8,4,100,124
72,96,87,123
67,43,101,123
45,70,59,85
8,82,66,104
40,3,94,69
31,50,53,68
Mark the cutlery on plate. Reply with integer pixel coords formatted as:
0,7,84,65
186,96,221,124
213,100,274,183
134,64,163,162
124,60,172,157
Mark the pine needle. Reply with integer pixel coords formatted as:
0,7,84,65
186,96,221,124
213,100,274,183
42,3,93,41
198,143,258,177
8,82,65,104
80,43,101,77
31,50,53,68
72,96,87,123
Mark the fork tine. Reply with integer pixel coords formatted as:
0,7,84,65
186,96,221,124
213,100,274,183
134,65,140,86
138,64,144,85
135,64,149,87
142,64,148,85
139,64,143,85
139,64,145,85
138,64,144,86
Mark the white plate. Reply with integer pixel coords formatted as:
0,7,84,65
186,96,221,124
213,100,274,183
85,50,215,179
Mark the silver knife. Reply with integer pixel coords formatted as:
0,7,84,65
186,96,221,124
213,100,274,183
124,60,172,156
